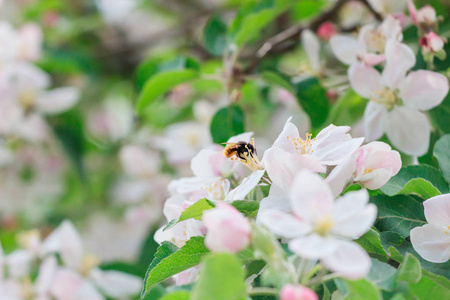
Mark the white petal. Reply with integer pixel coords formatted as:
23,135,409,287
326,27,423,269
35,256,58,295
330,35,358,65
399,70,449,111
332,191,377,239
301,30,321,72
289,234,337,259
49,268,85,300
363,101,388,141
410,224,450,263
270,117,299,154
348,63,382,99
321,240,371,279
289,170,334,222
313,137,364,166
325,156,357,198
265,147,325,192
382,40,415,90
423,194,450,228
227,132,253,144
225,169,264,201
36,87,80,115
89,268,142,299
385,106,431,156
258,210,311,239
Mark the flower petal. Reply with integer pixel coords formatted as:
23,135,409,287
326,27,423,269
399,70,449,111
89,268,142,299
225,169,264,201
385,106,431,156
330,35,358,65
36,87,80,115
301,29,321,72
258,209,311,239
289,170,334,221
382,40,415,90
423,194,450,228
348,63,382,99
270,117,299,154
410,224,450,263
325,156,357,198
363,101,388,141
321,240,371,279
289,234,337,259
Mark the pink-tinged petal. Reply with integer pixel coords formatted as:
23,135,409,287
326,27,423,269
265,147,325,192
225,169,264,201
0,61,50,90
364,102,388,141
410,224,450,263
76,280,104,300
325,156,357,198
321,240,371,279
35,256,58,296
280,284,318,300
270,117,299,154
330,35,358,65
362,142,402,175
289,171,334,221
289,234,337,259
258,185,291,214
17,114,50,142
332,191,377,239
379,15,403,41
173,267,199,286
348,63,382,99
49,268,84,300
423,194,450,228
314,124,351,146
18,23,42,61
89,268,142,299
382,40,415,90
36,87,80,115
399,70,449,111
301,29,321,72
203,203,251,253
362,53,386,66
385,106,431,156
258,209,311,239
358,168,393,190
227,132,253,144
407,0,417,24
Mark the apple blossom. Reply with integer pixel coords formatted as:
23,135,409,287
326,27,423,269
407,0,437,29
348,40,449,156
259,170,376,279
326,141,401,196
330,15,402,66
420,31,446,57
410,194,450,263
203,203,251,253
301,29,321,75
280,284,318,300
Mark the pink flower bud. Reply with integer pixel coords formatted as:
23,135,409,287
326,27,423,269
420,32,445,53
280,284,318,300
203,203,251,253
316,22,337,41
416,5,437,25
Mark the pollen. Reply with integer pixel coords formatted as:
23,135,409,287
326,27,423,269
363,167,374,175
288,133,315,155
370,87,400,110
315,216,334,236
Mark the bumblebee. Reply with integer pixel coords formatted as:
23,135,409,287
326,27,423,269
223,141,257,160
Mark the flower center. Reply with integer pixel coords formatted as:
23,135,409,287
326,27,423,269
202,179,229,201
370,87,401,110
19,90,36,110
287,133,315,155
366,30,386,54
81,254,99,276
444,225,450,235
363,167,374,175
315,216,334,236
229,138,264,172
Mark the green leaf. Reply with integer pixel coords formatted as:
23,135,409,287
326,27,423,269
143,237,209,294
191,253,247,300
291,0,328,21
163,199,215,230
433,134,450,183
397,253,422,284
160,291,191,300
326,89,366,126
355,229,388,257
368,259,398,291
210,105,245,144
230,0,293,46
380,231,405,253
142,285,166,300
430,93,450,133
294,77,330,128
381,165,450,196
203,16,228,56
142,241,179,296
344,279,382,300
371,194,426,238
422,269,450,290
395,178,441,199
231,200,259,217
260,71,295,94
137,69,198,113
409,274,450,299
